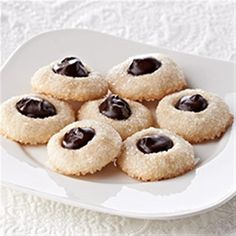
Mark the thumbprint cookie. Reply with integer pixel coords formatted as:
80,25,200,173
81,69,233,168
0,94,75,144
106,54,187,101
156,89,233,143
117,127,195,181
47,120,122,176
78,94,153,139
31,56,108,101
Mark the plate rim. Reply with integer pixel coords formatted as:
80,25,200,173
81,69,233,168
2,181,236,220
1,28,235,73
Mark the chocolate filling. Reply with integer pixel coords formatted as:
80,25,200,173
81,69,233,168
99,95,131,120
137,135,174,154
62,127,95,150
52,57,89,77
127,57,161,76
16,96,56,119
175,94,208,112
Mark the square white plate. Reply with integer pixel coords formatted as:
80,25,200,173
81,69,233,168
1,29,235,220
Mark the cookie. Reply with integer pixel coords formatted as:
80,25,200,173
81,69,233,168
47,120,122,176
78,94,153,139
106,53,187,101
31,57,108,101
117,127,195,181
156,89,233,143
0,94,75,144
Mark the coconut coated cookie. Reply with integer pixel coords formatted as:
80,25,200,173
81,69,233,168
156,89,233,143
31,57,108,101
47,120,122,176
106,53,187,101
117,127,195,181
0,94,75,144
78,94,153,139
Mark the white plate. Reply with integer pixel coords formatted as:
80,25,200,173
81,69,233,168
1,29,235,220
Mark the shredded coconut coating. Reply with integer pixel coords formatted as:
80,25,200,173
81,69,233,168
117,127,195,181
47,120,122,176
0,94,75,144
78,97,153,139
156,89,233,143
106,53,187,101
31,63,108,102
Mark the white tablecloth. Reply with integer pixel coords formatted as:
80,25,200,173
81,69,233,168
1,1,235,235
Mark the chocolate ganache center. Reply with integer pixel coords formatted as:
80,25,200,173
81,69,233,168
62,127,95,150
137,135,174,154
127,57,162,76
16,96,56,119
175,94,208,112
99,95,131,120
52,57,89,77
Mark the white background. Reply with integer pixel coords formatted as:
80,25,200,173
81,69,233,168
1,0,235,235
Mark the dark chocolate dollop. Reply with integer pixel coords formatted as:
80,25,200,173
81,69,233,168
127,57,161,76
62,127,95,150
137,135,174,154
16,96,56,119
52,57,89,77
175,94,208,112
99,95,131,120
